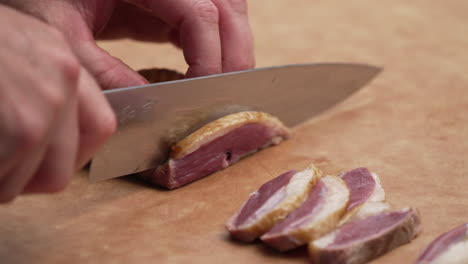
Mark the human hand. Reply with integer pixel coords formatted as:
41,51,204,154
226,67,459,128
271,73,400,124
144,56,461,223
3,0,255,89
0,5,116,202
0,0,254,202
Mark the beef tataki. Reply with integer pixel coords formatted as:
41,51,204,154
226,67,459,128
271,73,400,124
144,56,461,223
145,112,290,189
309,208,422,264
260,175,350,251
339,168,389,224
226,165,321,242
416,223,468,264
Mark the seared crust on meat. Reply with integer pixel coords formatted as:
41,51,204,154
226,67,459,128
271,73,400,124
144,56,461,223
260,175,350,251
171,111,290,159
226,165,321,242
339,172,389,225
309,208,422,264
416,223,468,264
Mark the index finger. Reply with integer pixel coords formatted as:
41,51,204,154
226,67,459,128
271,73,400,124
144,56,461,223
129,0,222,77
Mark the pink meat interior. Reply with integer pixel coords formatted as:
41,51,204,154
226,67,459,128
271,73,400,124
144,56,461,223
172,123,284,185
234,170,297,226
330,210,411,247
265,180,325,235
341,168,376,211
417,223,468,262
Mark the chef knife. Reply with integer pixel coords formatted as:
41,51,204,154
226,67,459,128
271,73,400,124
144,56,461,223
89,63,381,181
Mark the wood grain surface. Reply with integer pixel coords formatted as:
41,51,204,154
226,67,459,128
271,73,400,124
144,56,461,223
1,1,467,263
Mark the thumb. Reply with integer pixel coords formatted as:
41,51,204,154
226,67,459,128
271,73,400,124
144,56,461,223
72,40,148,89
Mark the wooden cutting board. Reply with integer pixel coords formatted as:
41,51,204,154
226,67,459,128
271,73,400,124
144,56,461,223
1,1,467,263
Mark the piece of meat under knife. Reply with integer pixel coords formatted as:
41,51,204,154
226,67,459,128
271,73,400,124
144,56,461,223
141,111,290,189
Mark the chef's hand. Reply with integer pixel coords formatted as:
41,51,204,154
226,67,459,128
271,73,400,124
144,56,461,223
0,5,116,202
3,0,255,89
0,0,254,202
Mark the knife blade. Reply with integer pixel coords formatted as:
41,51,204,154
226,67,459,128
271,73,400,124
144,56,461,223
89,63,381,181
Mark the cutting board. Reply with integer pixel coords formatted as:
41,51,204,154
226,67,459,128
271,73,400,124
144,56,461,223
1,1,467,263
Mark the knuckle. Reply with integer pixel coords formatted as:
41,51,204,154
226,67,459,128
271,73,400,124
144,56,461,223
227,0,248,14
49,52,81,91
227,57,255,72
59,56,81,87
42,85,67,111
191,0,219,24
16,114,48,152
43,27,81,91
205,64,223,74
47,26,66,41
46,26,68,44
95,110,117,143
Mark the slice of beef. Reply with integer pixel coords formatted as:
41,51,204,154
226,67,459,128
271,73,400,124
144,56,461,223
143,111,290,189
226,165,321,242
339,168,389,224
260,175,350,251
309,208,421,264
416,223,468,264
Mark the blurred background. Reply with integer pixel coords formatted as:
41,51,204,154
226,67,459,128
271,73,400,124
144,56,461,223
99,0,467,79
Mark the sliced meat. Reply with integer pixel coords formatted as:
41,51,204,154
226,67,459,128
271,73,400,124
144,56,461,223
340,168,381,210
309,208,421,264
340,168,376,211
416,223,468,264
138,68,185,83
339,168,389,224
144,111,290,189
346,201,390,222
260,175,350,251
226,165,321,242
